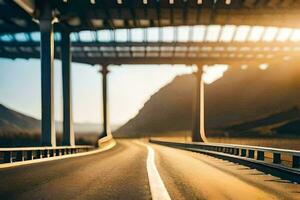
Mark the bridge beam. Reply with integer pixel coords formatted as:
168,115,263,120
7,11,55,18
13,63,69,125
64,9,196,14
100,65,111,138
39,1,56,146
61,31,75,146
192,65,207,142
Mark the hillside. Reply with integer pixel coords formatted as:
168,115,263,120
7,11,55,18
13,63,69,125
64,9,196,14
0,104,109,134
273,119,300,135
114,64,300,137
0,104,40,132
222,107,300,137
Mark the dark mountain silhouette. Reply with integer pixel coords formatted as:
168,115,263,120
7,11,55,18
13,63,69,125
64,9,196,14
222,107,300,137
0,104,120,133
273,119,300,135
114,64,300,137
0,104,40,132
0,104,122,147
224,106,300,132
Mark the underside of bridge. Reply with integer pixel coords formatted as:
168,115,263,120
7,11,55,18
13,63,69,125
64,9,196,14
1,0,300,145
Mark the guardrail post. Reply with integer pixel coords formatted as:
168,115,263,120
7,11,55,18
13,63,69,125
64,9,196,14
16,151,24,161
235,148,240,155
273,153,281,164
241,149,247,157
222,147,225,153
36,150,42,159
292,155,300,168
248,150,255,159
55,149,60,156
4,152,12,163
49,149,54,157
43,150,49,158
257,151,264,161
231,148,235,154
26,151,33,160
232,148,235,155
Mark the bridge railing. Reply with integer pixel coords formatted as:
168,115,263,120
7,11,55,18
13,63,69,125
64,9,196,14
0,145,95,164
150,139,300,170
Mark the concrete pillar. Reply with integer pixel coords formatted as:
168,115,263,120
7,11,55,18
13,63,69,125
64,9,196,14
100,65,111,138
61,31,75,146
192,65,207,142
39,1,56,146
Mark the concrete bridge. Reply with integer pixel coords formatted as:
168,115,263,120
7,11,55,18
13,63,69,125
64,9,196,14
0,0,300,199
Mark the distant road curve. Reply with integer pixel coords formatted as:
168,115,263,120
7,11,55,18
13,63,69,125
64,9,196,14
0,139,299,200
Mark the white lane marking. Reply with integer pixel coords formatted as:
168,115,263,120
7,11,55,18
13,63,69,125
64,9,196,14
147,145,172,200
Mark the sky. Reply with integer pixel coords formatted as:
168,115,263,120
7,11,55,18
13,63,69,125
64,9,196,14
0,58,228,125
0,58,186,125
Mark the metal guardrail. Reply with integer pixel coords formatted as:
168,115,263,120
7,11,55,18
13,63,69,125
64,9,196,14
98,135,114,147
150,139,300,175
0,145,95,164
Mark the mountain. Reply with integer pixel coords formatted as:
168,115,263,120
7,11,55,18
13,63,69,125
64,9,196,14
273,119,300,135
0,104,120,134
114,64,300,137
0,104,40,132
222,107,300,137
223,106,300,132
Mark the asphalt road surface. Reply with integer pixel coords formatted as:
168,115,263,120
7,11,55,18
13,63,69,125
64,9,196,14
0,139,299,200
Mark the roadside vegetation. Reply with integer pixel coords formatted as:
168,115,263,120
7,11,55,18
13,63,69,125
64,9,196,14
0,131,98,147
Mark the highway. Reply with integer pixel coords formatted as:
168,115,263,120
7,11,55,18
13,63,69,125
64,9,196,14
0,139,299,200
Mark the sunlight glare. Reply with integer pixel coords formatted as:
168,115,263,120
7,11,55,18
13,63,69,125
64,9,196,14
177,26,190,42
276,28,292,42
241,64,248,70
259,63,269,70
115,29,128,42
234,26,250,42
203,64,228,84
290,29,300,42
147,27,159,42
205,25,221,42
262,27,278,42
131,28,144,42
248,26,264,42
192,25,206,42
97,30,112,42
162,27,175,42
79,31,94,42
219,25,236,42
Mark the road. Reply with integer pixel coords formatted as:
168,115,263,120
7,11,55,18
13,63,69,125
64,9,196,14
0,139,299,200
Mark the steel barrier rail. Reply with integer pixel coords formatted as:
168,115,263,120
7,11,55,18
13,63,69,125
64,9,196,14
98,134,115,148
150,139,300,182
0,145,95,164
